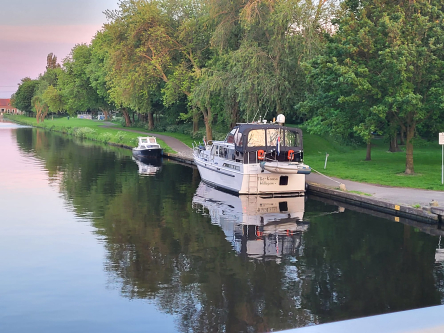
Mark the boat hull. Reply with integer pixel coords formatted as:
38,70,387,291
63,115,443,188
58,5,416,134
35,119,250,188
132,148,163,159
195,157,306,195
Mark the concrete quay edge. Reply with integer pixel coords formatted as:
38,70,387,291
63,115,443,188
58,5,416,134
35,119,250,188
307,182,438,223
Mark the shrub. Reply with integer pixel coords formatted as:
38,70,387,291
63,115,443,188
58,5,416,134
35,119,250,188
114,131,127,142
73,127,96,138
98,132,114,143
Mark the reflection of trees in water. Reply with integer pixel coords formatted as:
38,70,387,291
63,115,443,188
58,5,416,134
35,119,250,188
99,180,317,332
15,128,444,332
301,207,443,323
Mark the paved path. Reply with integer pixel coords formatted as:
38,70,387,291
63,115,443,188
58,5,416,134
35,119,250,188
101,124,193,158
102,123,444,207
307,172,444,207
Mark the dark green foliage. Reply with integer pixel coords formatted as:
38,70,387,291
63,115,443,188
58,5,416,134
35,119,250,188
13,78,39,113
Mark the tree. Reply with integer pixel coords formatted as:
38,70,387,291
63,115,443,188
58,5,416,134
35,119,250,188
46,52,61,70
32,95,48,123
13,78,39,114
87,30,115,121
302,0,444,172
104,0,213,133
59,44,100,115
42,85,64,114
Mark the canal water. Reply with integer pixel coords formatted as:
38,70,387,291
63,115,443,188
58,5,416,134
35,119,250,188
1,122,444,333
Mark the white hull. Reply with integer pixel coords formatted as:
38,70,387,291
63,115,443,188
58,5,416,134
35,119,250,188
194,155,306,195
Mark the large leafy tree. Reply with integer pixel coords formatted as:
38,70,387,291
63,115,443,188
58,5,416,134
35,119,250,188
104,0,213,133
13,78,39,114
195,0,338,131
87,30,115,120
59,44,100,115
303,0,444,173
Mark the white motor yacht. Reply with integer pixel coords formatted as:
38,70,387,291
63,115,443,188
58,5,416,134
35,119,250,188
193,114,311,195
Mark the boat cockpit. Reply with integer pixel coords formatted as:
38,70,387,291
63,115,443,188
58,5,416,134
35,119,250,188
205,124,304,165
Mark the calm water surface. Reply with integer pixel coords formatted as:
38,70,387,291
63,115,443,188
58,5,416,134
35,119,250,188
1,122,443,333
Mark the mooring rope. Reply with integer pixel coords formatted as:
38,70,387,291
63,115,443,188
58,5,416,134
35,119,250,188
311,167,342,185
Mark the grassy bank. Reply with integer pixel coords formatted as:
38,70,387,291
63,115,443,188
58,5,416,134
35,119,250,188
5,115,176,154
303,131,443,191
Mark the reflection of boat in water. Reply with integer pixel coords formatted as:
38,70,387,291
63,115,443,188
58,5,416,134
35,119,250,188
132,156,162,176
132,136,163,158
192,182,309,261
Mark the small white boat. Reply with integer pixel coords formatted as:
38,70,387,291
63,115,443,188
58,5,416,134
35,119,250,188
132,136,162,159
193,114,311,195
262,161,311,174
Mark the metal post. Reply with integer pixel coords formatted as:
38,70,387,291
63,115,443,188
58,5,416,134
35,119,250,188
324,153,329,170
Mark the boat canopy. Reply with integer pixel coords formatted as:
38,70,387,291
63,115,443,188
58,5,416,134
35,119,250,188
138,137,157,144
225,124,303,153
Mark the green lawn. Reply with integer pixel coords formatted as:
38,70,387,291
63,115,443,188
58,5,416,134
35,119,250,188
7,115,444,191
112,125,195,148
303,131,444,191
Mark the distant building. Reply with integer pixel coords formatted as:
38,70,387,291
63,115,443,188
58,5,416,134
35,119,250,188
0,99,22,114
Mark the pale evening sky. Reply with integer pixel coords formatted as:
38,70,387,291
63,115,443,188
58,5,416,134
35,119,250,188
0,0,120,98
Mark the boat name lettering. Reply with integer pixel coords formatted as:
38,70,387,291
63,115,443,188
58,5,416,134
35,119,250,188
259,176,279,185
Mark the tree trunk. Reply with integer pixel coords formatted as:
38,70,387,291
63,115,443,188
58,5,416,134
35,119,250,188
389,133,401,152
365,140,371,161
405,123,416,174
122,108,132,127
203,107,213,141
148,112,154,130
400,129,406,145
193,110,199,134
103,110,109,121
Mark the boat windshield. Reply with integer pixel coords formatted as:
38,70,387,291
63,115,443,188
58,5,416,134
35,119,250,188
244,128,300,149
247,130,266,147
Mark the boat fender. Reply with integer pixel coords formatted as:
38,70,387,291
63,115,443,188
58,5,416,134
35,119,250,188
257,150,265,160
288,150,295,161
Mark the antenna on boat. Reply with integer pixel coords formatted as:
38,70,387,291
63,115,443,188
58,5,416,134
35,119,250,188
251,108,260,123
263,107,269,123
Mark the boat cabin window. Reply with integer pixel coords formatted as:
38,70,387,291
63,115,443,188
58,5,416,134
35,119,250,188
148,138,156,143
266,128,284,147
226,128,236,143
140,138,148,144
283,130,300,147
247,129,266,147
234,131,242,147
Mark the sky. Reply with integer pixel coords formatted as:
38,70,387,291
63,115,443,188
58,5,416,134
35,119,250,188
0,0,120,98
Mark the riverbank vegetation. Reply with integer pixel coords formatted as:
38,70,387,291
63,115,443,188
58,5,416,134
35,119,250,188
6,114,176,154
10,0,444,180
